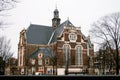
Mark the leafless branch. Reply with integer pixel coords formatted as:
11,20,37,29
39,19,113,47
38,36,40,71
0,36,13,61
89,12,120,75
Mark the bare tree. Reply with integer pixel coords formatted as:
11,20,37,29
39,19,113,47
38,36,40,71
45,47,57,75
97,41,115,75
0,0,18,75
0,0,18,12
0,36,13,61
0,36,13,75
89,12,120,75
0,0,19,28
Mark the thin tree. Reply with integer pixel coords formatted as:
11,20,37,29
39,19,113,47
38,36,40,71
89,12,120,75
45,47,57,75
0,36,13,75
0,0,18,75
0,36,13,61
97,41,115,75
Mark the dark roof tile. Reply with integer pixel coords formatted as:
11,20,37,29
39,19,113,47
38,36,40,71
26,24,53,44
49,19,74,43
28,47,54,58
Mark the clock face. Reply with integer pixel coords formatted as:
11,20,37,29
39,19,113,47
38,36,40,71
38,53,43,59
68,33,77,42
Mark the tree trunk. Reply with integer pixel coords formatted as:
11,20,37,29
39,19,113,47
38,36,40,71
116,47,119,75
0,60,5,75
53,65,54,75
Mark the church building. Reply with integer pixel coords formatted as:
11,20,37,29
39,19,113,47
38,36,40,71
18,8,94,75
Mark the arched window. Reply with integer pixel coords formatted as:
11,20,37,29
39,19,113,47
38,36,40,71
75,45,83,65
63,44,71,65
45,58,49,65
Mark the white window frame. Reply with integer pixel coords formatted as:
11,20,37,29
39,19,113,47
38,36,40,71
75,45,83,65
63,44,71,65
68,33,77,42
38,59,42,65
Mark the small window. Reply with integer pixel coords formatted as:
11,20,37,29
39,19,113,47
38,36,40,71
38,67,44,70
38,59,42,65
31,59,35,65
45,58,49,65
38,67,44,74
68,33,77,42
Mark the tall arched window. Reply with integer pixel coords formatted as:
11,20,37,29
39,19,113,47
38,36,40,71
63,44,71,65
75,45,83,65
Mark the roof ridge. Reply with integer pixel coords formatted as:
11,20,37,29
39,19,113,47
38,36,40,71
30,23,52,27
47,30,56,45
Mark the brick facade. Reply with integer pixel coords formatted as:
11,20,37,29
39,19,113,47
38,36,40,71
17,9,94,75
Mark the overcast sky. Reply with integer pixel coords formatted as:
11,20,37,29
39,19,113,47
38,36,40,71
1,0,120,58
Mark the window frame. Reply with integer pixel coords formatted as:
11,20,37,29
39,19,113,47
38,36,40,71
75,45,83,66
68,33,77,42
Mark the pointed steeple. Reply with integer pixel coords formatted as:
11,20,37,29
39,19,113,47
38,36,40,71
52,7,61,29
54,6,59,18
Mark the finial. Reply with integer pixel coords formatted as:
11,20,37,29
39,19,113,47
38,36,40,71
67,17,69,20
54,3,58,12
55,3,57,9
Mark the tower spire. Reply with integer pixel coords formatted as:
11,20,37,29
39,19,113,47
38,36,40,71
55,3,57,10
52,7,61,29
54,7,59,18
67,17,69,20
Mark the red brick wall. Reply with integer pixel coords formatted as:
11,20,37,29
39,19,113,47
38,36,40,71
64,33,69,41
71,50,75,65
76,35,81,42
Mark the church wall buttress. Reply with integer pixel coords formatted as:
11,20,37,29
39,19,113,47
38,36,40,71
18,48,20,66
18,29,26,67
83,51,87,66
81,43,87,49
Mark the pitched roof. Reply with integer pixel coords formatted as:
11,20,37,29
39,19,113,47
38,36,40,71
26,24,53,44
25,20,92,48
48,19,74,44
28,47,55,58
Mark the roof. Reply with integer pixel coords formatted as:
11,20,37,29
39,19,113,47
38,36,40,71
28,47,55,58
48,19,74,43
26,20,74,45
26,24,53,44
25,20,92,48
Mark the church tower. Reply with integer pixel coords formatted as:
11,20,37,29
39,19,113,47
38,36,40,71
52,8,61,29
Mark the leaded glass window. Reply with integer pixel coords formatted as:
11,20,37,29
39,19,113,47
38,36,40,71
63,44,71,65
75,45,83,65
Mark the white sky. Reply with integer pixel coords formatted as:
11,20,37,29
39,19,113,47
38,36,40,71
1,0,120,58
